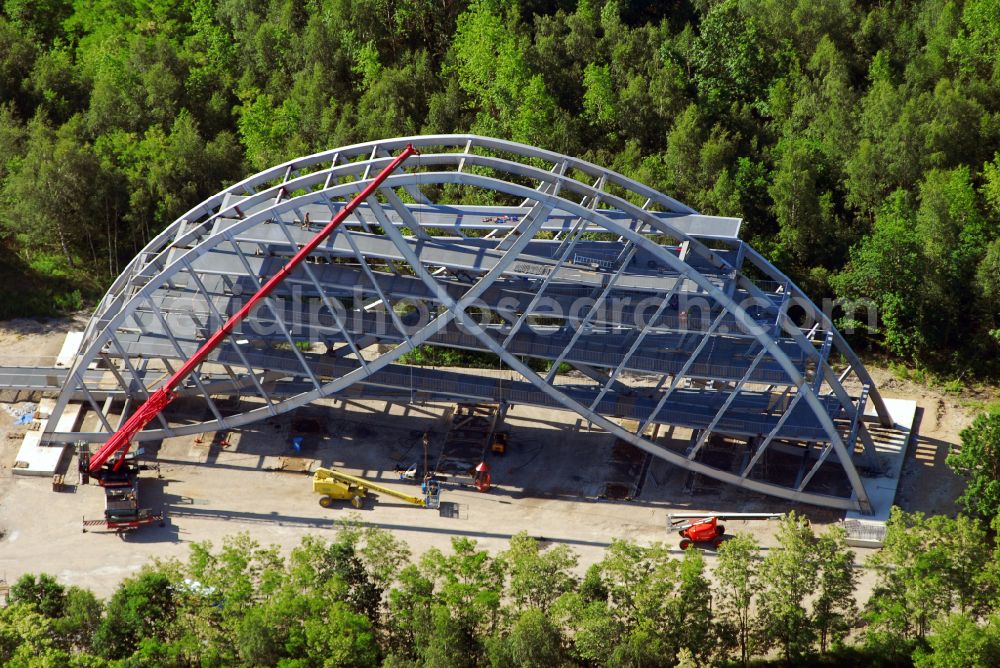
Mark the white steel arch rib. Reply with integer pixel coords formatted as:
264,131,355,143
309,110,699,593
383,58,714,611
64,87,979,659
48,136,887,513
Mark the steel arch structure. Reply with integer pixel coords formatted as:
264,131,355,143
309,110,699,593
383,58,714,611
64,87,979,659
45,135,890,512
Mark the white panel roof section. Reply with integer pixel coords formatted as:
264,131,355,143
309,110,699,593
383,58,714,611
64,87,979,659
232,197,743,240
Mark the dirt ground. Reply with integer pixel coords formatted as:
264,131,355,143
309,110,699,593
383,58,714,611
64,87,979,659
847,366,977,518
0,314,89,366
0,317,990,600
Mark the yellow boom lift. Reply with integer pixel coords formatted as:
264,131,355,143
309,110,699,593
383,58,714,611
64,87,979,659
313,468,441,509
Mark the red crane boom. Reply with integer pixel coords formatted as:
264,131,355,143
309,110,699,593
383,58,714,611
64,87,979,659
88,145,419,473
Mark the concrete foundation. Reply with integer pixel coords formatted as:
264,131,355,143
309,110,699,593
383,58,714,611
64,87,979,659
12,399,82,476
844,398,918,546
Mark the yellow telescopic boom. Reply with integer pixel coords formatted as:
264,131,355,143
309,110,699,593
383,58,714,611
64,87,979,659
313,468,429,507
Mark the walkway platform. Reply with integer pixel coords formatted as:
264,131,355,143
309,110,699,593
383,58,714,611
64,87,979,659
844,397,918,545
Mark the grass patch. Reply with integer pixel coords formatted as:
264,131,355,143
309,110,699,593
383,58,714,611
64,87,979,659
398,345,572,375
399,344,501,368
0,252,100,319
887,361,930,385
943,378,964,394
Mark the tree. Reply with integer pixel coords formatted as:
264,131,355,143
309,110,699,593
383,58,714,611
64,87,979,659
234,589,316,666
413,538,505,664
550,591,621,666
53,587,103,654
978,238,1000,312
236,92,310,172
5,575,101,657
487,608,567,668
755,512,818,662
915,614,1000,668
661,104,707,204
592,540,678,630
354,53,436,141
865,508,991,656
917,166,988,287
175,532,285,665
669,548,714,664
947,413,1000,526
303,601,379,668
4,0,73,46
975,153,1000,350
608,626,666,668
0,17,37,113
92,571,178,660
812,525,858,652
353,521,413,597
692,0,775,111
500,532,578,613
286,533,381,621
923,79,988,170
769,136,841,271
9,573,66,618
384,564,435,663
450,0,530,138
0,603,58,666
714,533,759,667
28,45,87,125
582,62,616,127
833,191,929,360
511,75,563,149
0,115,112,273
597,542,714,664
423,604,476,668
983,152,1000,218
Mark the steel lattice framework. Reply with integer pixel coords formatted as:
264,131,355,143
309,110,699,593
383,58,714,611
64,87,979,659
44,136,891,512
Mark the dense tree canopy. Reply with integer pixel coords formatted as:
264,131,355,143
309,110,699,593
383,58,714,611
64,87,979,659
0,0,998,374
4,510,1000,666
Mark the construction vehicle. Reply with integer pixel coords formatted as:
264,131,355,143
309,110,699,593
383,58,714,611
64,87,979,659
80,449,163,534
667,513,783,550
313,467,441,509
83,146,418,479
674,516,726,550
71,146,417,536
490,431,509,455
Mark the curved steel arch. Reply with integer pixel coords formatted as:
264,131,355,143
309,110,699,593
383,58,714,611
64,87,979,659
48,136,887,512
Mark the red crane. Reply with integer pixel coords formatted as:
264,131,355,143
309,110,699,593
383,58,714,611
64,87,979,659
87,145,419,475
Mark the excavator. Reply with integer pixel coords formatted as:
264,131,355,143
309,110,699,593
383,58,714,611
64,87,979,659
312,468,441,509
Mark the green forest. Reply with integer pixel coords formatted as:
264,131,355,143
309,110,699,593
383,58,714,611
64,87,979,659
0,0,999,375
1,507,999,667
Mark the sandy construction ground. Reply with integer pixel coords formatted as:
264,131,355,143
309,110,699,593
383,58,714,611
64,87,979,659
0,316,990,600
